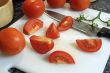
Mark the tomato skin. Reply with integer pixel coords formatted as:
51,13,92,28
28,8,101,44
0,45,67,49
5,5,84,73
22,0,45,18
76,39,102,52
49,51,75,64
47,0,66,8
70,0,90,11
57,16,73,31
46,22,60,39
23,18,43,35
0,28,26,56
30,35,54,54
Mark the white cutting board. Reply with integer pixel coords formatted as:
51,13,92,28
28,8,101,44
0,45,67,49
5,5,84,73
0,3,110,73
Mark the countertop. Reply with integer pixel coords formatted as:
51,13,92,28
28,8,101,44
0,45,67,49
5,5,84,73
1,0,110,73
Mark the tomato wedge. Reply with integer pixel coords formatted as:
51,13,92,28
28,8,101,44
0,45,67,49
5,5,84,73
49,51,75,64
23,18,43,35
57,16,74,31
30,35,54,54
46,22,60,39
76,39,102,52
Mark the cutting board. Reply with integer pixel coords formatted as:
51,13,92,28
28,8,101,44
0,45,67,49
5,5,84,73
0,3,110,73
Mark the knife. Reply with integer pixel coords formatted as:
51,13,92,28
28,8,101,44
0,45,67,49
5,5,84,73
45,10,110,38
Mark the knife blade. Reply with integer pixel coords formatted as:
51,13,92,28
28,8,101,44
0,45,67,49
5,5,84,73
45,10,110,38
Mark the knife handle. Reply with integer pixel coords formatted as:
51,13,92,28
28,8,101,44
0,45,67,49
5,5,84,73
97,27,110,38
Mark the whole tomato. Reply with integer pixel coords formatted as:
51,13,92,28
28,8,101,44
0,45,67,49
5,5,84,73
22,0,45,18
70,0,90,11
47,0,66,8
0,28,26,56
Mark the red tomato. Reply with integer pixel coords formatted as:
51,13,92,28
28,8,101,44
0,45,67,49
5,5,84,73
30,35,54,54
57,16,73,31
0,28,26,56
23,18,43,35
46,22,60,39
22,0,45,18
70,0,90,11
49,51,75,64
76,39,102,52
47,0,66,8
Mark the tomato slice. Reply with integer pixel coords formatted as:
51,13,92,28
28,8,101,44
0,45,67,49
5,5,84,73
46,22,60,39
30,35,54,54
23,18,43,35
57,16,74,31
49,51,75,64
76,39,102,52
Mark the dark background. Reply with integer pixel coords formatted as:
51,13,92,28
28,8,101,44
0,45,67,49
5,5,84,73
1,0,110,73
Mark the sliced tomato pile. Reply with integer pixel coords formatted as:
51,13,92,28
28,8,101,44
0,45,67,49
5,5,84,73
0,0,102,65
76,39,102,52
49,51,75,64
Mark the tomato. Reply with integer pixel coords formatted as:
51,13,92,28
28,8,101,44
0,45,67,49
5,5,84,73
76,39,102,52
57,16,73,31
22,0,45,18
46,22,60,39
70,0,90,11
0,28,26,56
49,51,75,64
23,18,43,35
47,0,66,8
30,35,54,54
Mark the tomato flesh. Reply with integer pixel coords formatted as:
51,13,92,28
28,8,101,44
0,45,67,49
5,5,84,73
23,18,43,35
57,16,74,31
46,22,60,39
49,51,75,64
76,39,102,52
30,35,54,54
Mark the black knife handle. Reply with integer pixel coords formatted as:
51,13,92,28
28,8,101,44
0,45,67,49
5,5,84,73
97,27,110,38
